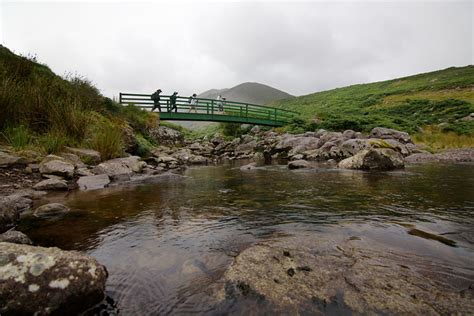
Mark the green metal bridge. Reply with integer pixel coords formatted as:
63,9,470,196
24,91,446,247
119,93,299,126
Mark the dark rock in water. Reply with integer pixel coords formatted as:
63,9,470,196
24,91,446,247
283,250,291,257
34,203,70,218
297,266,312,272
288,160,311,169
0,242,107,315
0,229,32,244
240,162,258,171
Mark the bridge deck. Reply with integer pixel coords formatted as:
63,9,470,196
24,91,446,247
119,93,298,126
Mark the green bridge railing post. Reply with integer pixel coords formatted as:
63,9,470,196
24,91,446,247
245,104,248,122
211,100,214,118
274,108,277,123
119,93,122,104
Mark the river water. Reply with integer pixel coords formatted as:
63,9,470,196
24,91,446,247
19,162,474,315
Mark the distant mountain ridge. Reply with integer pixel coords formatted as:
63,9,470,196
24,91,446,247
173,82,293,129
198,82,293,105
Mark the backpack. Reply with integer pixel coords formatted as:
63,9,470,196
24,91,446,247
150,92,157,100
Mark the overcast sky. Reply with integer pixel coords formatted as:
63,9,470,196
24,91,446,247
1,0,472,98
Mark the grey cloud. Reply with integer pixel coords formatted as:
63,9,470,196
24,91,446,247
1,1,472,98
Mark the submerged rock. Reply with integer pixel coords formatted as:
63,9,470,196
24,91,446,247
0,242,108,315
34,203,70,218
338,148,404,170
240,162,258,171
0,230,32,244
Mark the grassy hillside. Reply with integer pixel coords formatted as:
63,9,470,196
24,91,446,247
272,66,474,140
0,45,159,159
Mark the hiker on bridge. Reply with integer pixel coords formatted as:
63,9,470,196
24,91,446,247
216,95,224,112
188,93,198,113
169,92,178,113
150,89,162,112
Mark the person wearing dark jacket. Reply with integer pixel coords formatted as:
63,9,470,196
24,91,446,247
169,92,178,113
150,89,162,112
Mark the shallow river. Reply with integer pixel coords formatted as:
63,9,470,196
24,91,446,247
20,162,474,315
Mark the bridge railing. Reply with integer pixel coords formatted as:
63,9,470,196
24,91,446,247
119,93,299,125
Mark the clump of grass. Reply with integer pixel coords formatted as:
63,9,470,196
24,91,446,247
39,130,69,154
89,122,124,160
1,125,32,149
413,126,474,151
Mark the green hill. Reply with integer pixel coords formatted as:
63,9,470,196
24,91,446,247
272,66,474,137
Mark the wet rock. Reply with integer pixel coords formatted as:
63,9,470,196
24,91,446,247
0,230,32,244
77,174,110,191
250,126,261,135
0,151,27,168
34,203,70,218
0,242,107,315
149,126,184,146
338,149,404,170
33,179,68,191
214,235,474,314
65,147,101,165
288,160,311,169
39,155,74,179
370,127,413,144
240,162,258,171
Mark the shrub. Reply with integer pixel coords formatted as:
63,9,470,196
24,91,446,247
134,134,154,157
1,125,32,149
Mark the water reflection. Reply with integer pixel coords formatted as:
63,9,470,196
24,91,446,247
19,162,474,314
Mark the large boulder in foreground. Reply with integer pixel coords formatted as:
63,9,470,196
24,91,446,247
214,235,474,315
149,126,184,146
0,242,107,315
338,148,404,170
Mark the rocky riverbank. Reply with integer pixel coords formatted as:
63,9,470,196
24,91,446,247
1,125,473,314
